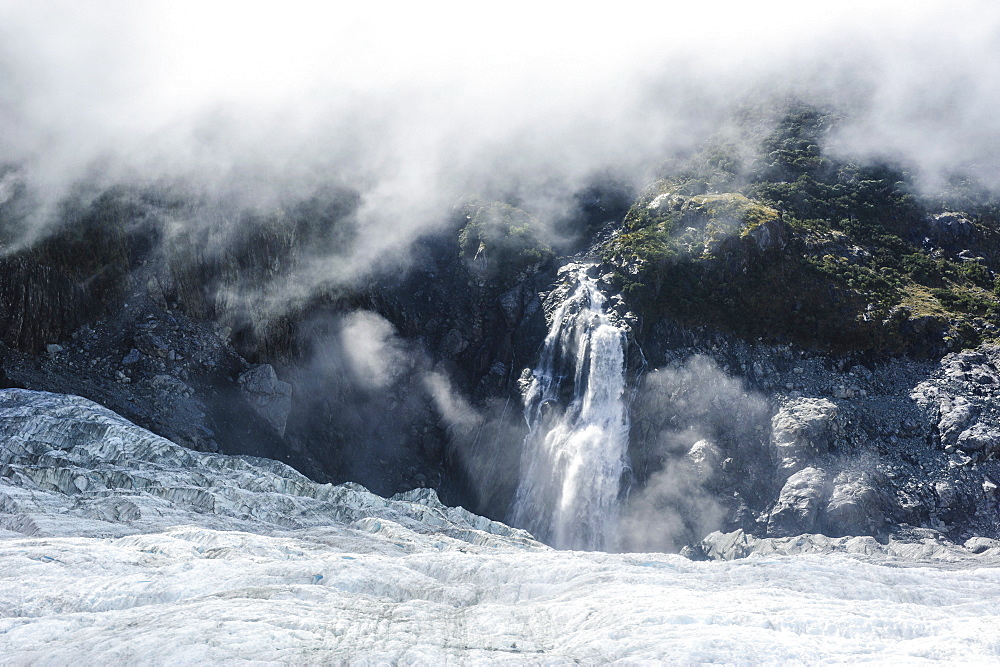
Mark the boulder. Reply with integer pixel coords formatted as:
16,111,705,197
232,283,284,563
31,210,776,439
955,422,1000,455
823,471,886,537
686,439,722,482
767,467,828,537
239,364,293,436
934,480,959,513
965,536,1000,554
938,396,976,444
134,332,170,358
771,398,839,475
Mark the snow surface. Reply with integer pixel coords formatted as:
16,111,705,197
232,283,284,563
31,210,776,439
3,389,1000,663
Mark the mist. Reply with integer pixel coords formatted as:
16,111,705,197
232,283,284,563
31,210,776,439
3,2,1000,276
622,356,772,552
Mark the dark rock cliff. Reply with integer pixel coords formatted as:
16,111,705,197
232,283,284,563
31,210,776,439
5,104,1000,551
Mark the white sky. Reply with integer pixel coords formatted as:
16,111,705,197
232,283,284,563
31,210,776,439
4,1,990,113
0,1,998,237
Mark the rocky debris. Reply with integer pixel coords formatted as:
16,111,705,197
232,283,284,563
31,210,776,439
700,527,1000,565
770,398,840,476
151,373,193,398
438,328,468,358
634,317,1000,547
831,382,866,399
913,346,1000,463
824,470,889,537
767,467,828,537
134,332,170,358
0,268,328,477
239,364,293,435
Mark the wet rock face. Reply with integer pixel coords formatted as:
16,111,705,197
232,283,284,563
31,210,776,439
0,257,91,353
364,225,550,401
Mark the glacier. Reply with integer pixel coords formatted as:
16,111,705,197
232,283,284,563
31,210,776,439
3,389,1000,663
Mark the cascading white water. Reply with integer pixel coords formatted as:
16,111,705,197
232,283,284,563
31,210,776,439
510,263,630,551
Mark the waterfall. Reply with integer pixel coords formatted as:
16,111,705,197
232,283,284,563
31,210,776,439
510,263,630,551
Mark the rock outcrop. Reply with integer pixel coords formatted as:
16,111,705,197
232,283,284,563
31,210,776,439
239,364,293,435
770,398,840,476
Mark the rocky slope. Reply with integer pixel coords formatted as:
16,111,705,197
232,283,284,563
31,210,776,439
4,103,1000,555
5,192,1000,553
625,332,1000,551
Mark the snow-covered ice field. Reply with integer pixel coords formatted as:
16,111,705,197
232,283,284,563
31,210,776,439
4,527,1000,663
2,389,1000,663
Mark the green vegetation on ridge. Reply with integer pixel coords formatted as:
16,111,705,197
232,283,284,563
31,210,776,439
604,104,1000,356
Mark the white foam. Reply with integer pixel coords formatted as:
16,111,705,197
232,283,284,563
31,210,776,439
512,265,630,550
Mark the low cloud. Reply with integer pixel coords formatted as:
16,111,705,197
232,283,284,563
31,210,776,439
1,2,998,282
339,311,412,392
620,355,772,552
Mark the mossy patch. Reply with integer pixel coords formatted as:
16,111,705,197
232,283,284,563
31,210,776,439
458,200,553,279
